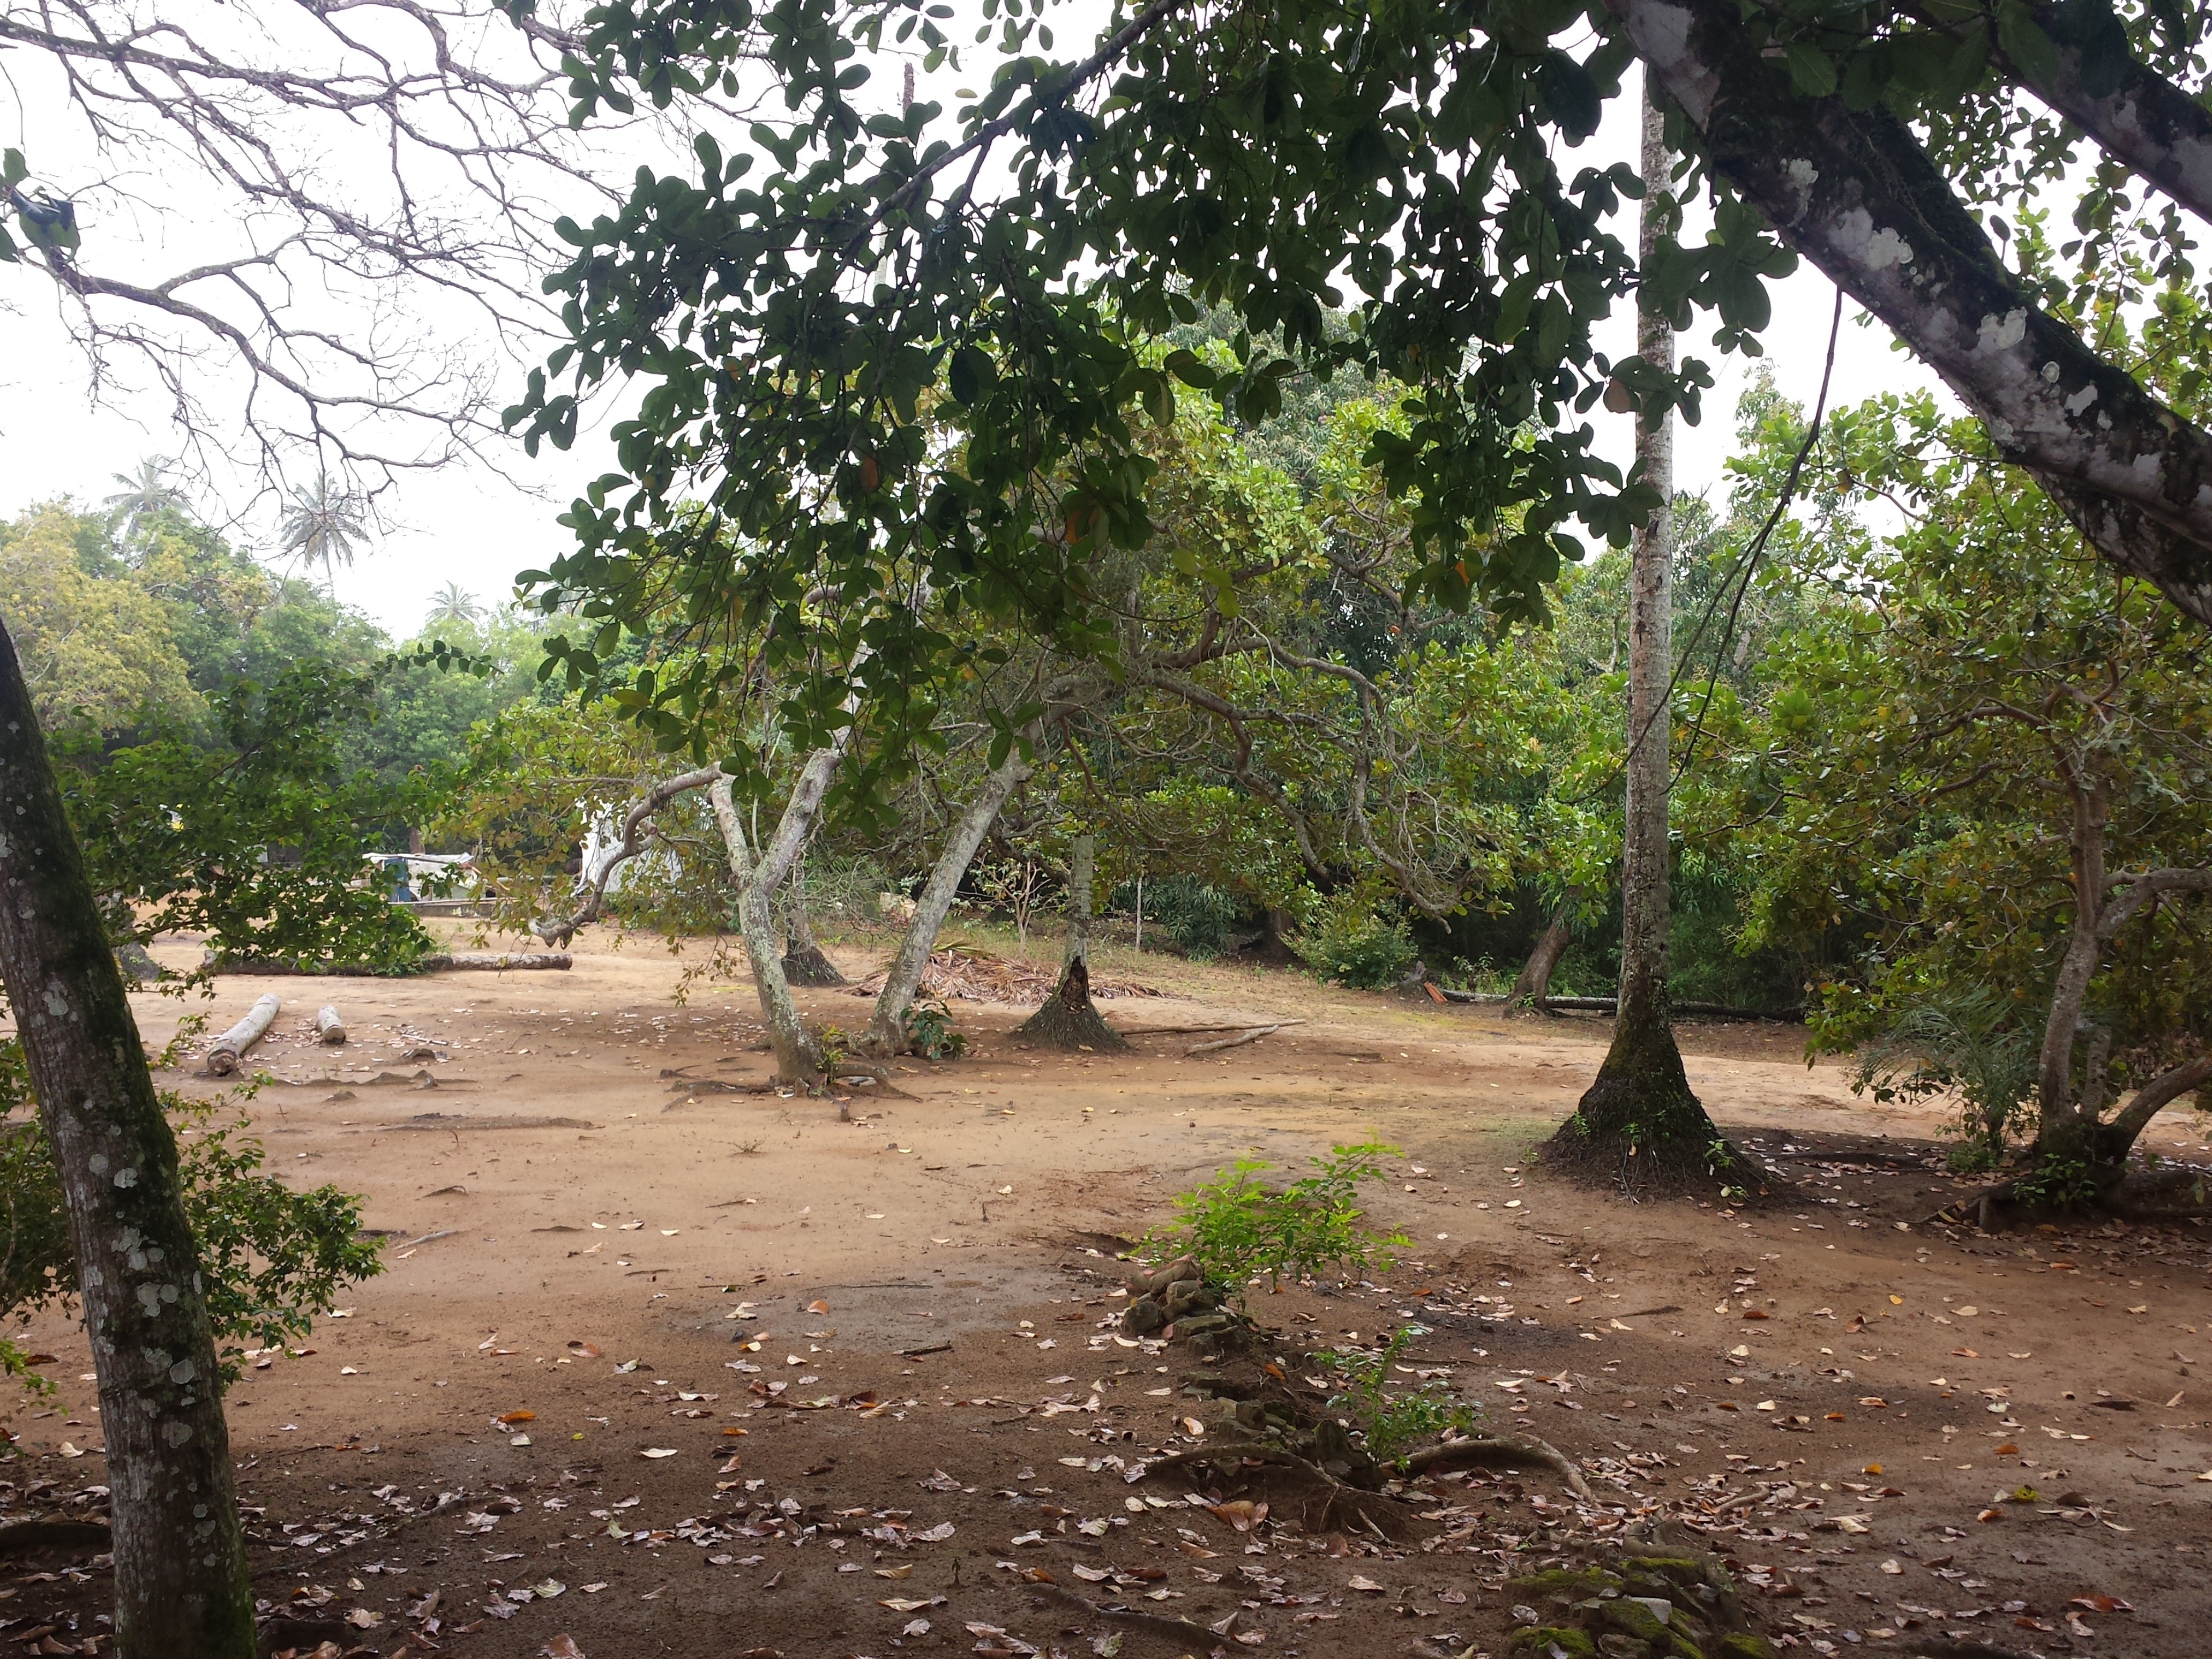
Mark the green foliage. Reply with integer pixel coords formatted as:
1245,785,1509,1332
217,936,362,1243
899,998,966,1060
1129,876,1242,960
1298,900,1417,989
1731,388,2212,1155
1148,1142,1407,1297
53,660,435,973
1317,1326,1479,1463
1848,987,2039,1164
0,1039,381,1388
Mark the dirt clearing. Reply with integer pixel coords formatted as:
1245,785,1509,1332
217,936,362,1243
5,929,2210,1658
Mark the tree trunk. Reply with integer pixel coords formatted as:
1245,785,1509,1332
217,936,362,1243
1012,955,1129,1051
861,746,1032,1056
781,856,845,987
708,777,819,1085
1549,84,1735,1189
1508,906,1573,1012
0,616,256,1659
1064,831,1095,969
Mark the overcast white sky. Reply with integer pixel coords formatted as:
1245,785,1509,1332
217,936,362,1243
0,11,1950,640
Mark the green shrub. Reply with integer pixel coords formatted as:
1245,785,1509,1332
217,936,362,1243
1123,877,1243,959
0,1036,382,1391
1299,902,1416,988
1318,1325,1479,1462
900,998,967,1060
1146,1141,1407,1298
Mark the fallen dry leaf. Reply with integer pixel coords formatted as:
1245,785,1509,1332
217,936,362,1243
1347,1575,1386,1593
566,1341,601,1359
541,1639,586,1659
806,1299,831,1314
873,1565,914,1581
498,1410,536,1425
2071,1595,2132,1613
640,1447,679,1459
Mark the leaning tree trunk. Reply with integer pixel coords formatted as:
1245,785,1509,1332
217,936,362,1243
709,778,819,1085
1548,85,1736,1190
1508,905,1573,1012
1015,830,1125,1050
781,856,846,987
861,746,1032,1056
0,616,256,1659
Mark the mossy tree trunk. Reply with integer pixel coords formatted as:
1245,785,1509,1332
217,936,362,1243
1548,86,1736,1190
0,616,256,1659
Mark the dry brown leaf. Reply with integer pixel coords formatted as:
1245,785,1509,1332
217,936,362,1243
1347,1575,1386,1593
498,1410,536,1425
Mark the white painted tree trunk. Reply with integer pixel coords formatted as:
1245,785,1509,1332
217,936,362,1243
861,747,1032,1055
0,616,256,1659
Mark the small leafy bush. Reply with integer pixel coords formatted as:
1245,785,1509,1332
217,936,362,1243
1317,1325,1479,1462
900,998,967,1060
1130,877,1243,960
1298,903,1416,989
1146,1141,1407,1298
0,1036,383,1390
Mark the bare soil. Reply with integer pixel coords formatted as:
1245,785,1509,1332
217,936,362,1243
6,925,2211,1659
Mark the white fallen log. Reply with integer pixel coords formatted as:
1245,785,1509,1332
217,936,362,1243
316,1005,347,1045
207,993,281,1075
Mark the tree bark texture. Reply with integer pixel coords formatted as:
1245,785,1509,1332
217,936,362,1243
1614,0,2212,624
1553,85,1731,1186
862,747,1032,1056
1508,906,1573,1011
1063,831,1095,970
0,616,256,1659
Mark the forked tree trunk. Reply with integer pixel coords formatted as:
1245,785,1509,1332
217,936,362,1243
1508,906,1573,1012
1549,85,1736,1189
709,777,819,1085
781,856,846,987
0,616,256,1659
862,746,1032,1056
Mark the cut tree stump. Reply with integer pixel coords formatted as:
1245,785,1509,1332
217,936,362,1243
207,993,281,1075
1012,956,1128,1051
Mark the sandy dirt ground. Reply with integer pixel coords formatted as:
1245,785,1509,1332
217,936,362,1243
5,925,2211,1659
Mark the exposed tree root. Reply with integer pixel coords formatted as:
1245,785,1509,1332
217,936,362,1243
1400,1433,1594,1500
781,944,846,987
1034,1581,1219,1646
1134,1443,1411,1535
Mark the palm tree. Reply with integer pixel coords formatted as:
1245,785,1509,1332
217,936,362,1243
278,473,370,582
426,582,484,626
102,457,189,537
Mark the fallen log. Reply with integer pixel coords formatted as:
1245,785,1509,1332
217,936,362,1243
202,950,573,975
1436,988,1800,1021
207,993,281,1075
315,1005,347,1045
1185,1024,1285,1057
1117,1018,1309,1037
420,951,571,972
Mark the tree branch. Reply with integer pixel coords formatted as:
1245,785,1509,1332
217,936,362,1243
1616,0,2212,624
